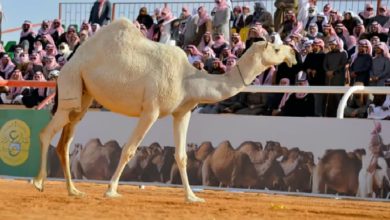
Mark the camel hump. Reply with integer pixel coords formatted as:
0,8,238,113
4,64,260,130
103,140,121,152
320,149,348,164
104,139,120,146
211,140,235,160
195,141,214,161
289,147,300,152
93,18,138,37
324,149,347,155
85,138,103,148
217,140,234,150
199,141,213,148
238,141,262,151
149,142,162,149
111,17,134,27
86,17,142,46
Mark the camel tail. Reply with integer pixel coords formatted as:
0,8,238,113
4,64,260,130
51,85,58,115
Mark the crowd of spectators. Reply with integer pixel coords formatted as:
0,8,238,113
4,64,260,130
0,0,389,119
0,0,108,108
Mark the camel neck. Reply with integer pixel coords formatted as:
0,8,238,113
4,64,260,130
236,64,253,87
188,50,268,104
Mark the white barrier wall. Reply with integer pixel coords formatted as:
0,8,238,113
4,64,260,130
53,112,389,162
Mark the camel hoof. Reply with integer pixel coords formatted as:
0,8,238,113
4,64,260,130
104,190,122,198
32,178,44,192
69,188,85,197
186,195,205,203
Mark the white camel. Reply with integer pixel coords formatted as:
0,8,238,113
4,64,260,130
32,18,296,202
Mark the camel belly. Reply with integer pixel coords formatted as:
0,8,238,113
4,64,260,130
82,73,183,117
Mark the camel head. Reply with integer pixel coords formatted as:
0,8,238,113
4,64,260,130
249,41,297,68
70,143,83,157
301,151,314,165
280,146,289,159
352,148,366,161
264,141,282,152
287,147,301,161
187,143,198,152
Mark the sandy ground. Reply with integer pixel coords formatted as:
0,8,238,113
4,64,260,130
0,179,389,220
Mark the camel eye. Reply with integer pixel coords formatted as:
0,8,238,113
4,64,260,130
275,48,280,53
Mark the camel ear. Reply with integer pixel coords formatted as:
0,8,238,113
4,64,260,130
265,41,268,48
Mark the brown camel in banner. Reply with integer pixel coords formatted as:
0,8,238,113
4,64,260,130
69,143,83,179
168,142,214,185
153,146,176,183
255,141,285,190
281,148,315,192
237,141,265,163
33,18,296,202
193,141,215,161
70,139,122,180
121,143,163,182
312,149,365,195
47,145,63,178
202,141,260,188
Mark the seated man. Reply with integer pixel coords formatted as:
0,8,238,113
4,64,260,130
279,71,315,117
344,82,370,118
367,80,390,120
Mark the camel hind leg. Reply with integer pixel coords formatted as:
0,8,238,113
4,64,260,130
105,108,159,197
33,92,92,195
56,93,93,196
33,110,70,191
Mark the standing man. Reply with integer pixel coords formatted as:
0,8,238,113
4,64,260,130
323,38,348,117
349,40,373,86
212,0,231,43
304,38,326,116
246,2,273,33
274,0,298,32
89,0,111,26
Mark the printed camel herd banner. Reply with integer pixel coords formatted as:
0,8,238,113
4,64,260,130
1,110,389,200
48,112,390,200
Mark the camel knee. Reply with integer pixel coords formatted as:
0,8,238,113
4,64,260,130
56,145,65,160
121,147,137,163
69,112,86,124
39,129,52,146
174,153,187,167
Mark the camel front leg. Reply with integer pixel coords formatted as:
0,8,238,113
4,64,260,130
105,110,159,198
173,111,205,203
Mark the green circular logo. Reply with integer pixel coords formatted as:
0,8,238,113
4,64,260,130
0,120,31,166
